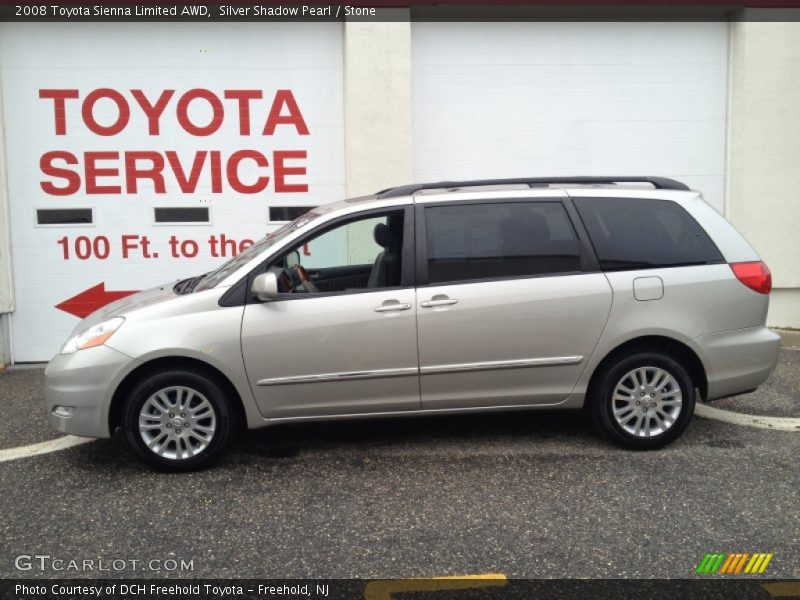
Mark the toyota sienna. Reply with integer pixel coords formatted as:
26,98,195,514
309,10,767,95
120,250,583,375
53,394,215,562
45,177,781,470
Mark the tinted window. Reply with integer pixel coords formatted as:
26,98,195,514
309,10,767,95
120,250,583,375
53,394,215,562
424,202,581,284
154,207,209,223
37,208,92,225
573,198,723,271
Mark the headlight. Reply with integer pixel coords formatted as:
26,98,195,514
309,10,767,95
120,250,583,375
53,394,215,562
61,317,125,354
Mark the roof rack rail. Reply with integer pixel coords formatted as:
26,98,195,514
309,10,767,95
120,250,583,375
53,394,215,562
377,176,690,199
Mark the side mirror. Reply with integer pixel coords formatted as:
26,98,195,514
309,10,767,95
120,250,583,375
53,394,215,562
286,250,300,268
251,272,279,302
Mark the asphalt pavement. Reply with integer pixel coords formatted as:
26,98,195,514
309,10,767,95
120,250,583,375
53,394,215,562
0,351,798,580
0,367,54,448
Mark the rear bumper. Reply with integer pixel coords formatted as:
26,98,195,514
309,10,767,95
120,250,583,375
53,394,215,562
692,326,781,401
44,345,137,438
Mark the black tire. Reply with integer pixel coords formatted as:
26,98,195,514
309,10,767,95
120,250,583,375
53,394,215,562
122,369,238,471
589,351,695,450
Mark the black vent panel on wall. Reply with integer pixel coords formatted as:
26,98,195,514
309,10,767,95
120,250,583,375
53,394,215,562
269,206,314,222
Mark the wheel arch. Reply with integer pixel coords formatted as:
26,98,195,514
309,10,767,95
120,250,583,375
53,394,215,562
108,356,248,435
586,335,708,402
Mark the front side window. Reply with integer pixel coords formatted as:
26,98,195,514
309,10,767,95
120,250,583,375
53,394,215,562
424,201,582,285
270,211,405,295
573,197,723,271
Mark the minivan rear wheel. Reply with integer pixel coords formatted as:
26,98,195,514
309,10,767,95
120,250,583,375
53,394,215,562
590,352,695,449
122,370,236,471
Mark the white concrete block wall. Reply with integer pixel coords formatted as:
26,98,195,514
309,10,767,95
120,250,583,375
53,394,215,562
344,12,413,197
727,17,800,328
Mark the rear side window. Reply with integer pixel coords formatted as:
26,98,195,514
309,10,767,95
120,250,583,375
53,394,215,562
424,201,582,284
573,198,723,271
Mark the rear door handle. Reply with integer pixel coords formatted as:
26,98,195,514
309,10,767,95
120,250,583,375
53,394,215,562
420,297,459,308
374,301,412,313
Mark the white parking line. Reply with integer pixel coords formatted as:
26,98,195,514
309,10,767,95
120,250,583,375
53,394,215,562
0,435,94,463
696,403,800,432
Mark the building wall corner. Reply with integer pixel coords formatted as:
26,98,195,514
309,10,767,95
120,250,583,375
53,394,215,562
0,77,16,367
727,15,800,327
343,11,413,197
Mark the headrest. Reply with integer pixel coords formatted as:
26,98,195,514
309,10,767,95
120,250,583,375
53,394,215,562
374,223,394,248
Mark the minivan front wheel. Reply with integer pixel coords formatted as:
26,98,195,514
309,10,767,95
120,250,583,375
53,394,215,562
590,352,695,449
123,370,236,471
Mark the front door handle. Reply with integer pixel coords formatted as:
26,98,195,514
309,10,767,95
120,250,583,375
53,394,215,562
374,301,412,313
420,296,459,308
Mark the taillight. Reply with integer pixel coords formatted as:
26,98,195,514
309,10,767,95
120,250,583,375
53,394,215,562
730,261,772,294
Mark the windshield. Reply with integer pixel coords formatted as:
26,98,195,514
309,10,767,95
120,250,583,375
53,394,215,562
194,211,322,291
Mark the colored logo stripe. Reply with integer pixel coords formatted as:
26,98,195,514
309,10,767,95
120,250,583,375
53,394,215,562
696,553,773,574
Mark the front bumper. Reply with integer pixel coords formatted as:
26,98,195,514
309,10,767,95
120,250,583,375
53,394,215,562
45,345,137,438
693,326,781,401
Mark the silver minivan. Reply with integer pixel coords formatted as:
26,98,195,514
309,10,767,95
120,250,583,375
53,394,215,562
45,177,781,470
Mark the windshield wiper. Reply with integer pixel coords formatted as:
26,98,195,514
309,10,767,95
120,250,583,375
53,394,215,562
173,274,205,295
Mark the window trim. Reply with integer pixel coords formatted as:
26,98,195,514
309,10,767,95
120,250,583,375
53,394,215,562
235,204,415,305
571,196,726,273
563,196,601,272
415,197,596,288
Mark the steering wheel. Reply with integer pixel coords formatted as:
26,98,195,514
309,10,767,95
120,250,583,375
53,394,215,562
277,270,292,293
292,264,318,293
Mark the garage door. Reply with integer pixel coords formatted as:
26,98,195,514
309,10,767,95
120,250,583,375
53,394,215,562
0,23,344,362
412,22,727,210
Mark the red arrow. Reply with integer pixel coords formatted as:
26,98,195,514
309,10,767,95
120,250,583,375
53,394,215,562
55,283,139,319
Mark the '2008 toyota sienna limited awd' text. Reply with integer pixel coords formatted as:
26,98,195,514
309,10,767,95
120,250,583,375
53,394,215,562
45,177,781,470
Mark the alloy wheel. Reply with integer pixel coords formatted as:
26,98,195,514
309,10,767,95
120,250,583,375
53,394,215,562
138,386,217,460
611,366,683,438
